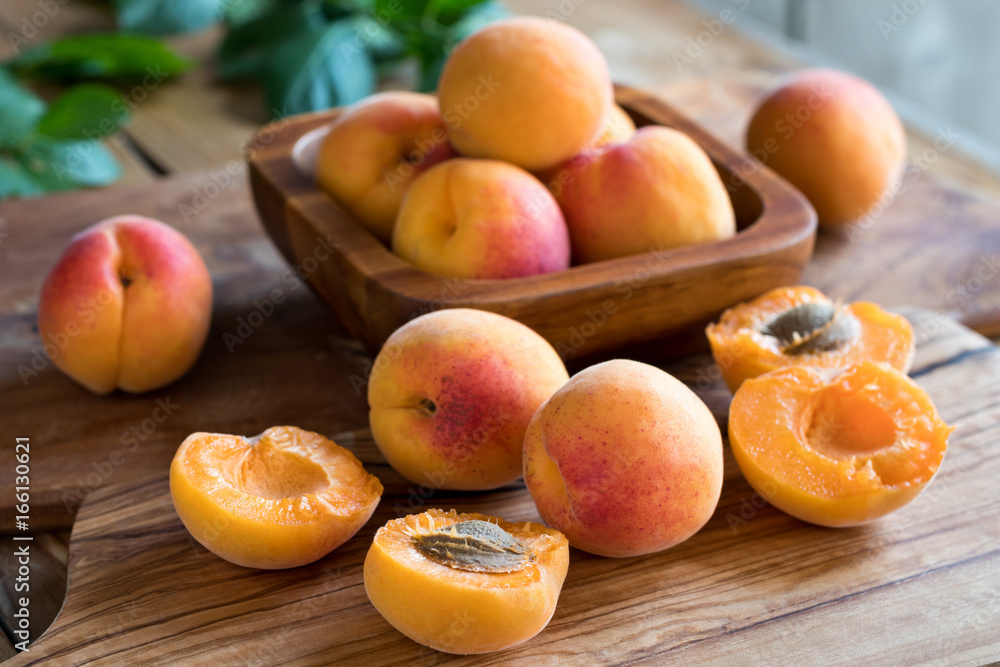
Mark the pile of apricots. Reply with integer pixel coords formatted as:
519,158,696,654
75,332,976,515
313,16,736,279
34,14,942,661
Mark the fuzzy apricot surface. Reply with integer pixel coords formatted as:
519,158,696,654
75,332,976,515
170,426,382,569
364,509,569,654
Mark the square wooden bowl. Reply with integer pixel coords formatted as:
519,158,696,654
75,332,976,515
247,85,816,360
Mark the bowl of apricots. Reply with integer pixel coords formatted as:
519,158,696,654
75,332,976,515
247,16,817,361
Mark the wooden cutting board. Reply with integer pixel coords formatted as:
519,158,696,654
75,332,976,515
6,307,1000,665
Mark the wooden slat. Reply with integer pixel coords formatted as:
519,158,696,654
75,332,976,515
0,532,70,648
4,308,1000,664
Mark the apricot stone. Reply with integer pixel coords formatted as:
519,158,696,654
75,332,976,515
524,359,723,557
437,17,613,171
746,68,906,228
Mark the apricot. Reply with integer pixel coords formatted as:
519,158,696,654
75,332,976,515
364,509,569,654
37,215,212,394
392,158,570,279
170,426,382,569
729,362,952,527
746,68,906,228
592,103,636,148
315,91,457,243
555,126,736,264
437,17,613,171
706,285,915,393
524,359,723,557
368,309,569,490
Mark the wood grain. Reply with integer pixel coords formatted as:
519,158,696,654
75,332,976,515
249,85,816,360
0,532,70,647
6,309,1000,665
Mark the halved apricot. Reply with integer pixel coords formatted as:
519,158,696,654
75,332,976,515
364,508,569,654
170,426,382,569
729,362,952,527
706,286,914,392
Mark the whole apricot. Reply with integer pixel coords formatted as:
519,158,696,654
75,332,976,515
729,362,952,527
746,68,906,228
37,215,212,394
555,126,736,264
524,359,723,557
315,91,457,243
592,103,636,148
437,17,613,171
392,158,570,279
368,309,569,491
170,426,382,569
364,509,569,654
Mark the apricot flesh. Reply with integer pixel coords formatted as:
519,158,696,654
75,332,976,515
524,359,723,557
170,426,382,569
706,286,915,393
729,362,952,527
746,68,906,228
437,17,613,171
364,508,569,654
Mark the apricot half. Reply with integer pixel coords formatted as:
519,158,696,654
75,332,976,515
364,509,569,654
706,286,914,392
729,362,952,527
170,426,382,569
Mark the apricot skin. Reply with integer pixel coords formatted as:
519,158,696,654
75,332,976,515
437,17,613,171
364,509,569,654
729,363,952,527
746,68,906,228
315,92,456,243
368,309,569,491
392,159,570,279
37,215,212,394
524,359,723,557
706,286,915,393
555,126,736,264
592,103,636,148
170,426,382,569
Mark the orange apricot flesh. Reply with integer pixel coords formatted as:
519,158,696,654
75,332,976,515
706,285,915,392
729,362,952,527
364,508,569,654
170,426,382,569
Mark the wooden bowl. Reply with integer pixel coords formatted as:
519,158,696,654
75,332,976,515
247,85,816,360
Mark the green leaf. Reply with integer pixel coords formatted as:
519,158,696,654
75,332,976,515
264,20,376,116
37,84,131,140
375,0,429,23
7,33,193,82
14,136,122,190
350,14,406,63
114,0,224,35
218,1,324,80
0,156,45,198
222,0,279,26
427,0,492,26
0,70,45,147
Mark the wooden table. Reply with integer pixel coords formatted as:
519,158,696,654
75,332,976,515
1,0,999,663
